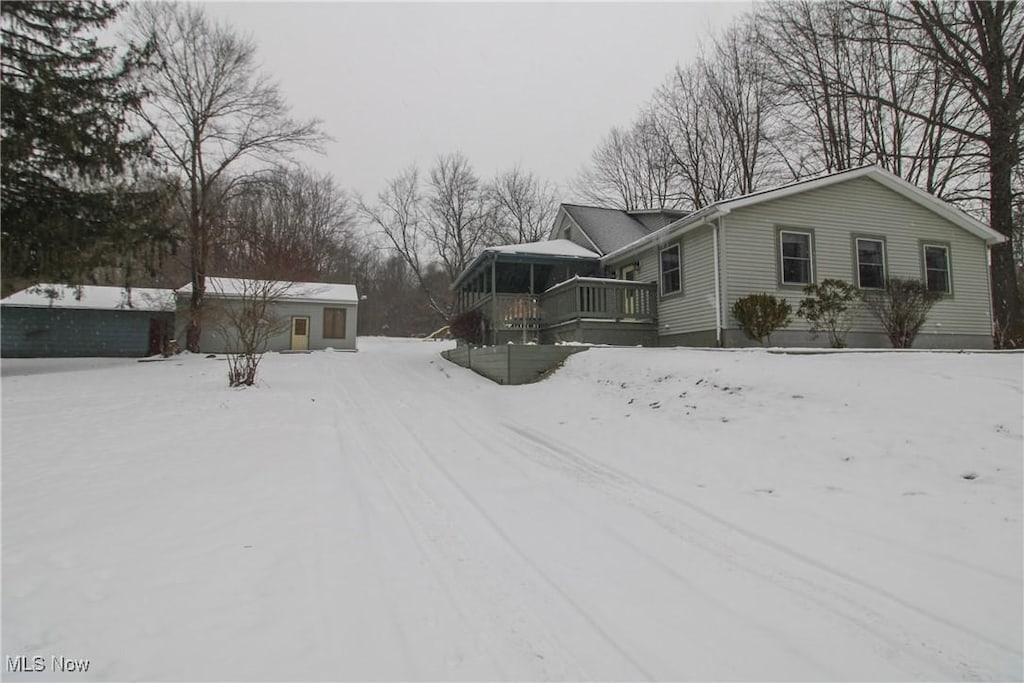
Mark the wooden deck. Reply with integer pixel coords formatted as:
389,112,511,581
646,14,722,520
466,277,658,345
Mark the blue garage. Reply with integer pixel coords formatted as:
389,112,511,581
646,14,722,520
1,284,176,358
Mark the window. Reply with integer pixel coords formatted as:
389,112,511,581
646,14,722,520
660,244,681,295
923,244,951,294
323,308,347,339
856,238,886,289
779,231,813,285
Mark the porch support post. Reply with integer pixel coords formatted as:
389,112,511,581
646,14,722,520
491,255,497,346
528,262,536,344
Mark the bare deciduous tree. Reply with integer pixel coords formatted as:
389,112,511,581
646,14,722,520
652,64,735,208
573,111,682,210
425,152,494,280
359,154,502,323
216,168,356,281
853,0,1023,337
358,166,452,321
702,16,778,195
128,2,326,351
487,166,559,244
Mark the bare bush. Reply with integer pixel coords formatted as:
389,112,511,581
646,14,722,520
861,278,941,348
211,279,292,386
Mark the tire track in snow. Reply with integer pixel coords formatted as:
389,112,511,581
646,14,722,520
330,361,523,679
353,350,658,681
314,355,420,678
437,415,845,679
328,353,593,679
389,350,908,677
500,421,1019,677
368,346,1020,679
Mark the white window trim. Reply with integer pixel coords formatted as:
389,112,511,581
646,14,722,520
922,243,952,294
659,244,681,296
779,230,814,286
855,237,887,289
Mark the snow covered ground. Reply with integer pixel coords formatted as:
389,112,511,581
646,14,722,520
2,338,1021,681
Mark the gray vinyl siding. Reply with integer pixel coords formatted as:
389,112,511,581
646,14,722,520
185,298,358,353
605,225,718,339
721,176,993,340
1,307,172,357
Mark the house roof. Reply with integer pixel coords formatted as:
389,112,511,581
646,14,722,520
560,205,687,254
178,278,359,305
602,165,1006,262
1,284,175,312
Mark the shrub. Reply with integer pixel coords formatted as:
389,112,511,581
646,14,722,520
860,278,940,348
213,279,291,387
732,293,792,346
797,279,859,348
449,309,484,345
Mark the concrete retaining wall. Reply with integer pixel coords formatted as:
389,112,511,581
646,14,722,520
442,344,587,385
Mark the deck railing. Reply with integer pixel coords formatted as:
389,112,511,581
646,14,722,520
469,293,542,329
540,277,657,327
466,277,657,332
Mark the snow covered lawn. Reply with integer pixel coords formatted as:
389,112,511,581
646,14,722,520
2,338,1021,681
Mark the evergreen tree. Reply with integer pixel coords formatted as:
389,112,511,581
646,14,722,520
1,1,169,291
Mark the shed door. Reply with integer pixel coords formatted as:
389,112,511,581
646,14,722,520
290,316,310,351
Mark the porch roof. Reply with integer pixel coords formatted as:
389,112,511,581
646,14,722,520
452,239,599,289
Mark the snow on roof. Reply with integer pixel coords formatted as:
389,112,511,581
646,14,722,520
1,284,175,312
485,239,599,258
178,277,359,305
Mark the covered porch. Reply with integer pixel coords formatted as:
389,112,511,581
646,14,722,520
452,240,658,346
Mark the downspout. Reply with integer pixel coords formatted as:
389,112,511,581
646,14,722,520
713,218,723,347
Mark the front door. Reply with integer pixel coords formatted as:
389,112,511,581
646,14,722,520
290,316,310,350
620,264,637,315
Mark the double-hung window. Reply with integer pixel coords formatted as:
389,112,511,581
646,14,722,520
855,238,886,289
660,244,681,295
779,230,813,285
923,244,951,294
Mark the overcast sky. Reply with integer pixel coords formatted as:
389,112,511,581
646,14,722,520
196,2,754,200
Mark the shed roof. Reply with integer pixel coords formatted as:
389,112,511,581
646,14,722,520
1,284,175,312
178,278,359,305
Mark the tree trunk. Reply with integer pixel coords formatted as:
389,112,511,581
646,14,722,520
187,272,205,353
988,113,1023,345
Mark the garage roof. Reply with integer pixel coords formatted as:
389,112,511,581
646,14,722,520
1,284,175,312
